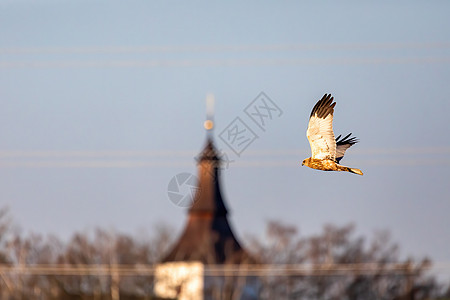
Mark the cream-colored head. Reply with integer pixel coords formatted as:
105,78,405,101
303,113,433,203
302,157,311,167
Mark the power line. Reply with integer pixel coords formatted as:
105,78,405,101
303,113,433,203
0,147,449,158
1,56,450,69
0,150,197,158
1,159,449,168
0,148,449,168
0,262,448,277
1,42,450,55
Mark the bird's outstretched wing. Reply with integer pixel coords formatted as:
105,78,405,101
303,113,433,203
335,133,358,163
306,94,336,160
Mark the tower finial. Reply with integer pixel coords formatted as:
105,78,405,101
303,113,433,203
204,93,214,131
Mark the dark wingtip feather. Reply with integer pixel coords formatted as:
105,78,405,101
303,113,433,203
336,132,359,145
310,93,336,119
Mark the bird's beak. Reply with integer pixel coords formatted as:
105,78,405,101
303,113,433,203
301,162,304,166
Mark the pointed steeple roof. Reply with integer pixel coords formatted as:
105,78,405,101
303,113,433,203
162,135,253,264
188,137,227,216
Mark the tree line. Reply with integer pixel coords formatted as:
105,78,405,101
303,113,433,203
0,207,449,299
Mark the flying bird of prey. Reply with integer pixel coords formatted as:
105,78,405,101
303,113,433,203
302,94,363,175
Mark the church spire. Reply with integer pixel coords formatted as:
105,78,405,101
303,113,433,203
190,94,227,215
161,95,252,264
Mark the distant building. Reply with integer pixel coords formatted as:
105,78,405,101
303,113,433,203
154,117,259,300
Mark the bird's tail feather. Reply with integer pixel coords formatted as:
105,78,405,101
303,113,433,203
347,167,363,176
337,164,363,175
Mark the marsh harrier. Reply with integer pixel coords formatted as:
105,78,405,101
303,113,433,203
302,94,363,175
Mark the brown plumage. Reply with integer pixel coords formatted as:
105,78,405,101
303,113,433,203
302,94,363,175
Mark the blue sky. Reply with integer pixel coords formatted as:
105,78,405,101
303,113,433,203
1,0,450,278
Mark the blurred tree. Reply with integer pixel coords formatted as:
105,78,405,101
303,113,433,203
0,207,12,263
52,224,174,299
246,221,448,300
0,207,448,300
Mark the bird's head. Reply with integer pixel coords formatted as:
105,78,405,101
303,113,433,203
302,157,313,167
301,158,310,167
